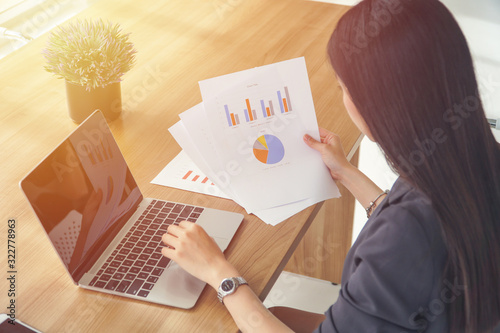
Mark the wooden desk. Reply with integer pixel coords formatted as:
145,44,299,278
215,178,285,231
0,0,359,331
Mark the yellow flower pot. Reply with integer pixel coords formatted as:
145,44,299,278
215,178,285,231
65,81,122,124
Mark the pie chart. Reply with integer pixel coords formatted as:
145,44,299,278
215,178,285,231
253,134,285,164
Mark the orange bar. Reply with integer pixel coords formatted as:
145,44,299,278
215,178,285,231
283,98,289,112
192,175,199,182
246,99,253,121
182,170,193,180
266,107,271,117
230,113,236,126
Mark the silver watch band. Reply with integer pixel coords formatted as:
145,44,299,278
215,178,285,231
217,277,248,304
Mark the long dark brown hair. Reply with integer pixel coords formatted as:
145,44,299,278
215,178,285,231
328,0,500,331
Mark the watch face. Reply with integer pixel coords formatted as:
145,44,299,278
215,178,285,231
221,279,235,292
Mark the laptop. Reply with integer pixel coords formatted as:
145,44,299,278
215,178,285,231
19,110,243,309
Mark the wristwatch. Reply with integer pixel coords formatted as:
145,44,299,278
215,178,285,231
217,277,248,304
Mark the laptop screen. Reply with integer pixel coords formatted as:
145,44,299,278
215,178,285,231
20,111,143,281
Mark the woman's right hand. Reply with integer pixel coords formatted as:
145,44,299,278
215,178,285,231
303,128,352,182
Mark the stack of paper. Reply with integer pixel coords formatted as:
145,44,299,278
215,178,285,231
153,57,340,225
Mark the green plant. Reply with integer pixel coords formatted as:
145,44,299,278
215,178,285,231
43,19,137,91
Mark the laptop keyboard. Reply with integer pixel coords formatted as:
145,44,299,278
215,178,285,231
88,200,204,298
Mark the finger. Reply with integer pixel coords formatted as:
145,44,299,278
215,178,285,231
318,128,334,137
161,246,176,260
166,224,183,237
178,220,195,228
303,134,323,151
162,232,179,248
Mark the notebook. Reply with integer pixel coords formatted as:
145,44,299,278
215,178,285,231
19,110,243,309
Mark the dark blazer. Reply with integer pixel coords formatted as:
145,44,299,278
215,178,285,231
315,177,449,332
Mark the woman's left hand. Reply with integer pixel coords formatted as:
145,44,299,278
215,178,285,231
161,221,239,289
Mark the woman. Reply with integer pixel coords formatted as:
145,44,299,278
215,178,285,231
161,0,500,331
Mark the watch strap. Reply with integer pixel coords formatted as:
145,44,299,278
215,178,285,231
217,277,248,304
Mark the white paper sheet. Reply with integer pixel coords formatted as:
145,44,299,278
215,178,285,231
199,57,339,211
151,150,230,199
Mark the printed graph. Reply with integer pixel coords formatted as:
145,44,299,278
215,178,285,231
253,134,285,165
225,86,293,127
182,170,214,185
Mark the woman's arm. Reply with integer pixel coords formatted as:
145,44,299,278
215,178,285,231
161,221,293,333
304,129,387,210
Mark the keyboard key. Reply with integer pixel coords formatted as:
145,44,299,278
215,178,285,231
101,274,112,282
111,250,118,256
138,225,147,231
172,204,184,214
105,280,120,291
105,268,116,275
89,276,99,286
161,208,171,214
158,257,170,268
143,219,153,225
116,280,131,293
126,279,145,296
147,276,158,284
123,260,134,267
159,225,169,231
95,281,106,288
132,247,142,254
97,269,104,276
146,214,156,220
150,208,160,214
142,266,154,273
110,261,120,268
166,202,175,208
113,273,125,280
137,241,148,247
154,201,165,209
140,235,152,242
118,267,129,273
144,248,154,254
180,206,194,218
119,249,131,255
155,230,164,236
102,263,108,269
138,272,149,279
123,242,134,249
147,259,158,266
134,260,146,267
150,224,160,230
139,254,149,261
129,236,139,242
152,236,162,242
145,230,155,236
188,218,197,222
143,283,154,290
158,213,167,219
138,290,150,298
194,207,204,213
152,253,162,260
115,255,126,261
130,267,141,274
133,230,143,236
152,268,164,276
124,274,137,281
191,213,200,218
127,253,139,260
147,241,157,248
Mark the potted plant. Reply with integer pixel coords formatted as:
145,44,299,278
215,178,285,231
43,19,137,123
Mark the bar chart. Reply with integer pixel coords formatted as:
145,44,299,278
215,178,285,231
182,170,215,185
225,86,293,127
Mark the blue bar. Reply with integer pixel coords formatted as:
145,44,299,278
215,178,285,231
224,105,232,127
244,109,250,122
260,100,267,118
278,91,284,113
